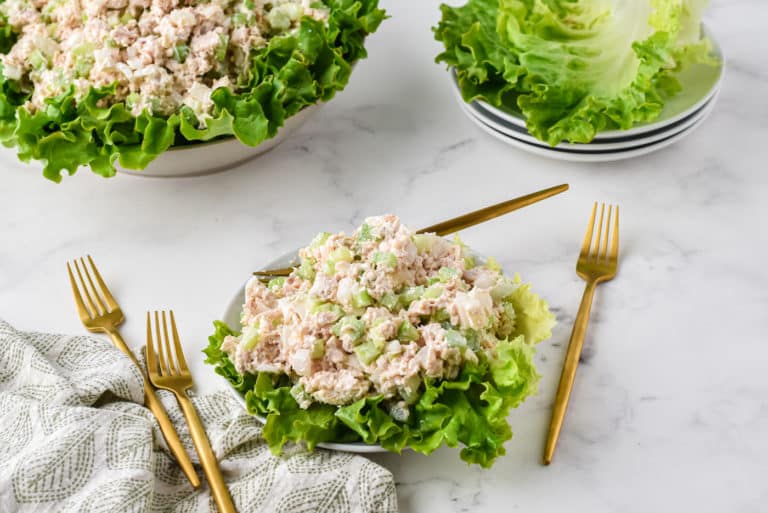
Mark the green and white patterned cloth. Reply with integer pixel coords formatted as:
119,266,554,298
0,320,398,513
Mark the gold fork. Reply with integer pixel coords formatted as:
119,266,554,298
66,256,200,488
146,310,236,513
543,203,620,465
253,183,570,279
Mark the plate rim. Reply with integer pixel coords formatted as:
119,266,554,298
462,90,718,154
468,91,716,150
462,99,714,162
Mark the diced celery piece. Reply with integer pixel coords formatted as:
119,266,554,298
445,329,467,348
397,320,419,342
232,12,248,26
310,232,330,248
330,246,353,263
400,286,424,306
452,234,467,248
290,383,312,409
310,339,325,359
491,280,516,301
464,329,480,351
503,302,516,322
215,35,229,62
29,50,47,70
173,44,189,63
357,223,373,241
412,234,435,253
267,277,285,291
241,323,261,350
352,289,373,309
72,43,95,77
332,316,364,343
325,246,352,274
431,308,450,323
438,267,460,282
423,284,443,299
125,92,141,109
244,0,254,8
267,7,291,30
389,402,410,422
368,319,387,343
296,258,316,281
372,251,397,270
354,340,384,365
485,256,501,272
464,255,476,269
427,276,439,285
380,293,399,311
74,59,93,78
311,302,344,322
398,375,421,404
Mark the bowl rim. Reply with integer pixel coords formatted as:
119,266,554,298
167,103,321,152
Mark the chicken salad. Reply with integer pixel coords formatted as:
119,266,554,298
206,215,556,466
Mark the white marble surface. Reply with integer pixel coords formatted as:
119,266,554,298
1,0,767,511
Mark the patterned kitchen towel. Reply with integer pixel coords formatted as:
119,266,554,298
0,319,398,513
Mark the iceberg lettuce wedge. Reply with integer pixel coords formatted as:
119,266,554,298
434,0,718,145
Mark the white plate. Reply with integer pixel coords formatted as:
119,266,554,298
462,90,717,152
118,105,320,178
219,250,389,454
463,96,715,162
451,25,724,142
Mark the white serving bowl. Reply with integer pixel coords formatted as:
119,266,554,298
118,104,320,178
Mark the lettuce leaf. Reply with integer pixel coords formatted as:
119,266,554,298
0,0,385,181
203,280,555,467
434,0,718,145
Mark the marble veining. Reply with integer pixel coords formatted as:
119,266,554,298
1,0,767,511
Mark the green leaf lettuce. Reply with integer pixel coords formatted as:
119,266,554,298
434,0,719,145
0,0,385,181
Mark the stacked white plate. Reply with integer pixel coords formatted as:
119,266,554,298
451,31,724,163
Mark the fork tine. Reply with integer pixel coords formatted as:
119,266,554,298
169,311,189,373
591,204,605,260
154,311,170,376
146,311,158,375
74,259,101,317
579,203,597,259
80,257,107,315
161,311,177,376
67,262,92,320
599,205,613,261
610,206,620,262
87,255,119,311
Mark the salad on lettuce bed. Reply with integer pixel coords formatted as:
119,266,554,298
204,215,555,467
0,0,384,181
434,0,719,146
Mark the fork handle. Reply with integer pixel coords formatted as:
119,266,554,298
543,280,597,465
105,329,201,489
176,393,237,513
